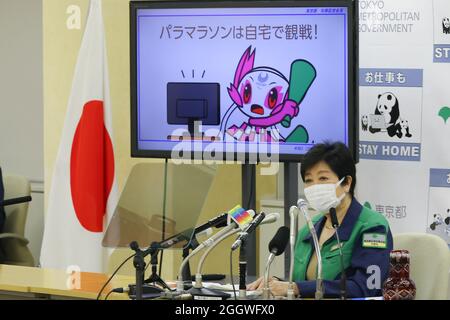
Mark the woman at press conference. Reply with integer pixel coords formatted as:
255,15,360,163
248,141,393,298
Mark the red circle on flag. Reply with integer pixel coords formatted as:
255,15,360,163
70,100,114,233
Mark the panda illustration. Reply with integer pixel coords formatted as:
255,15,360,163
399,118,412,138
430,213,444,231
445,208,450,225
444,226,450,237
369,92,402,138
443,17,450,34
361,115,369,131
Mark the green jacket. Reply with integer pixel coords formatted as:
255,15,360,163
293,198,393,298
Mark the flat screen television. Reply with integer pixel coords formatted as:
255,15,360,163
130,0,358,162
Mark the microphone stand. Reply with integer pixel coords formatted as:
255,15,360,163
310,224,323,300
186,228,239,300
194,227,240,287
180,213,228,287
177,224,236,292
330,208,346,300
263,226,290,300
262,253,275,299
132,244,145,300
129,241,164,300
143,242,171,290
180,237,199,290
298,200,323,300
238,239,247,300
192,213,280,299
287,206,298,300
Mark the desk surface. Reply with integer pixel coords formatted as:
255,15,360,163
0,264,134,300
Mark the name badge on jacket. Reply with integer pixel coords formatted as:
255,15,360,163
362,233,387,249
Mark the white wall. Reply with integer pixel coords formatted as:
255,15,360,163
0,0,44,264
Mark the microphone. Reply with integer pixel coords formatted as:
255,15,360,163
129,241,140,252
195,213,229,234
195,213,280,287
330,207,346,300
176,208,255,292
235,212,277,300
288,205,299,300
157,226,214,251
329,208,339,228
0,196,32,207
155,213,229,290
231,212,266,251
263,226,290,299
189,212,281,300
159,213,228,249
268,226,290,255
260,212,280,225
297,199,323,300
237,213,280,300
177,223,237,291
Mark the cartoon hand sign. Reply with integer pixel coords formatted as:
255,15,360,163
281,60,317,128
279,100,299,128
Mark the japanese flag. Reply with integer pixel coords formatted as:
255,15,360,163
40,0,118,273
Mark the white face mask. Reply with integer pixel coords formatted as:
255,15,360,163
304,177,346,213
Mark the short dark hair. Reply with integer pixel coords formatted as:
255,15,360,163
300,141,356,196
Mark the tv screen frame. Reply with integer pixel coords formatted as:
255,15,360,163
130,0,359,163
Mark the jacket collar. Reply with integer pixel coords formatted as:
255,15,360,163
302,197,363,242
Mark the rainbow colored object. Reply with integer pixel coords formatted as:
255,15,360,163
228,205,253,227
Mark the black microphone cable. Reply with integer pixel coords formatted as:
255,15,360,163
96,253,135,300
104,290,114,301
104,286,130,300
329,207,346,300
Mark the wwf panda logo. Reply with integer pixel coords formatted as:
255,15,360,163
361,115,369,131
443,17,450,34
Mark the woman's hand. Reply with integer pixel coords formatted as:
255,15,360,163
268,280,300,297
247,276,276,291
247,276,264,291
248,277,300,297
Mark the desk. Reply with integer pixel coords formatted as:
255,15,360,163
0,264,133,300
0,265,264,300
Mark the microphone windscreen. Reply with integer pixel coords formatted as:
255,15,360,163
261,212,280,225
297,198,308,209
129,241,139,251
215,219,229,228
268,226,290,256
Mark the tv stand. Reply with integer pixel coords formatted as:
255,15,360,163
167,119,220,142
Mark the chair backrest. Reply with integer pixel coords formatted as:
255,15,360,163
0,168,6,232
3,175,31,237
394,233,450,300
